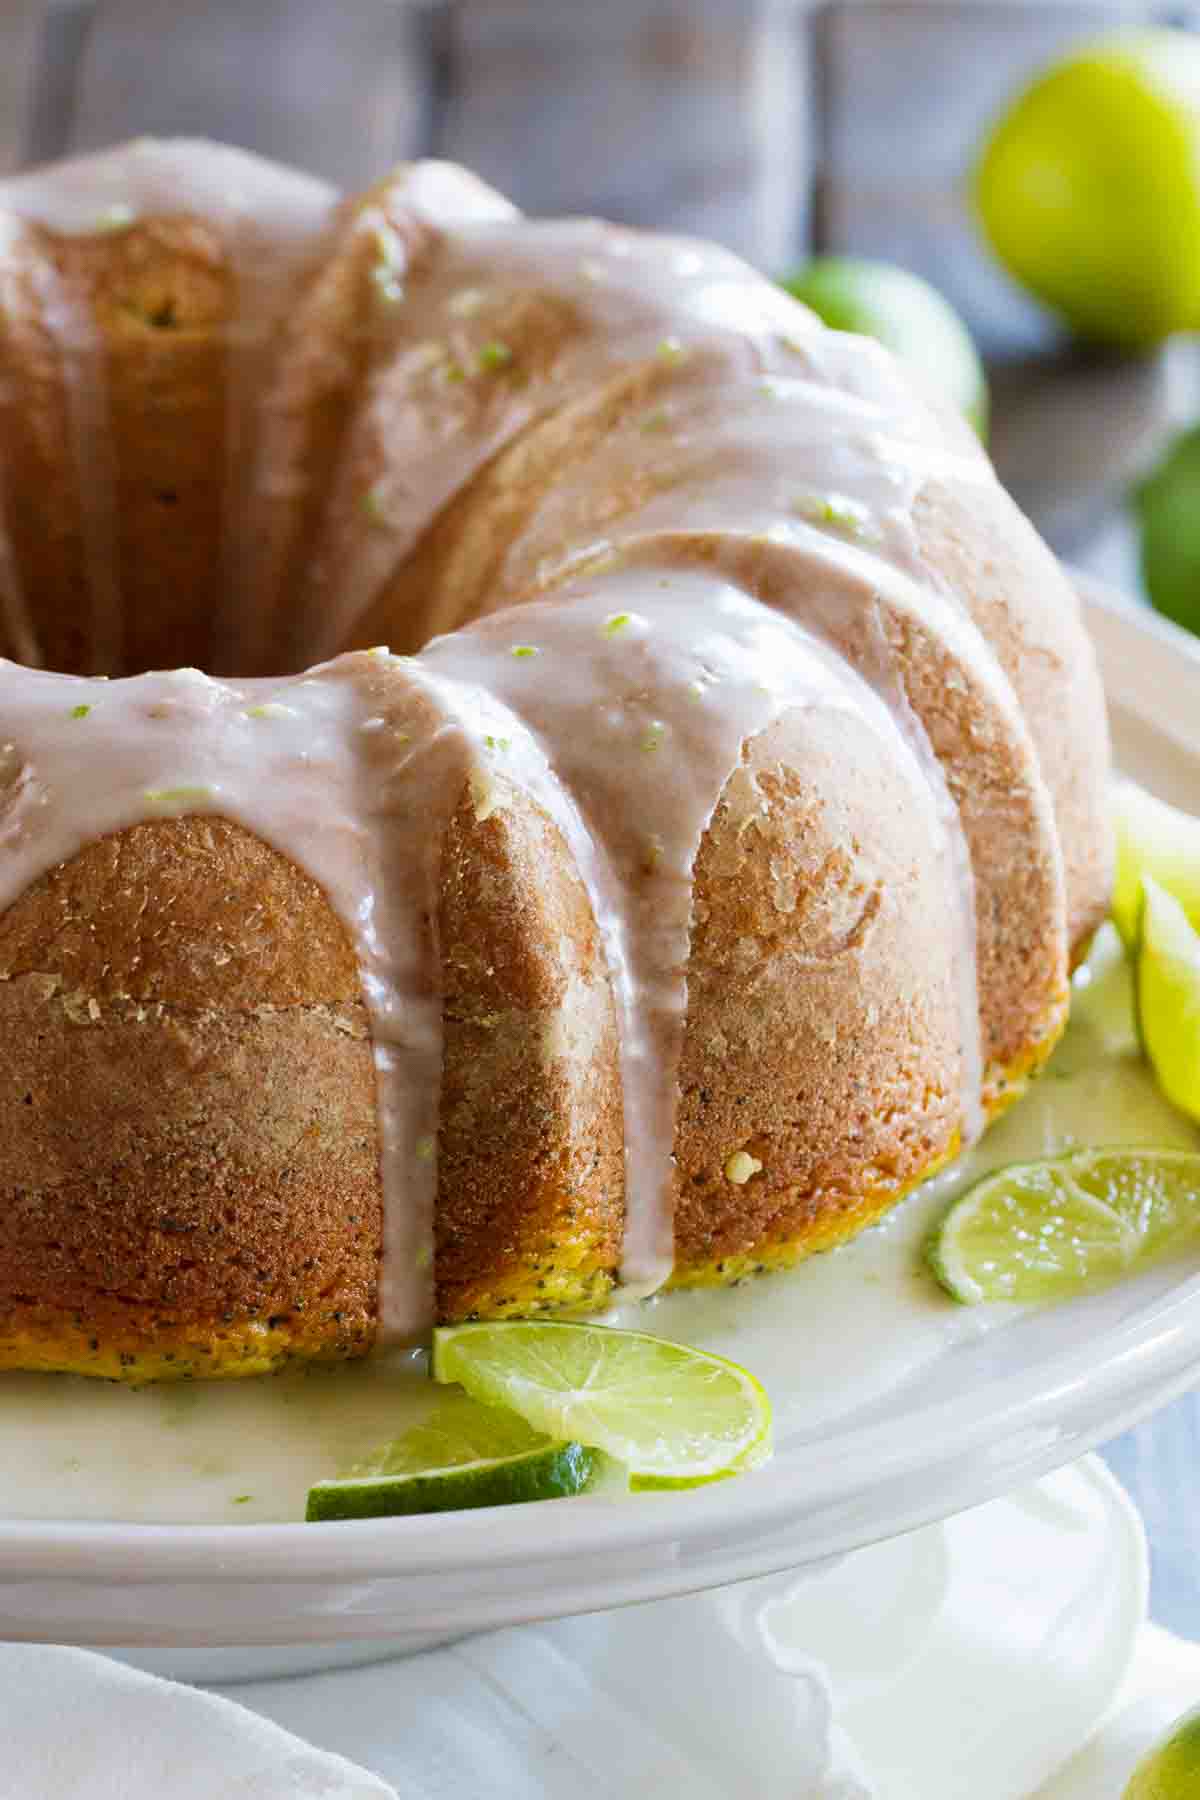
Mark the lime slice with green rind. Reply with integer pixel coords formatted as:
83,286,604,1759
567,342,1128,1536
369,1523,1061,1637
928,1146,1200,1304
432,1320,772,1487
1125,1704,1200,1797
781,256,989,439
1138,876,1200,1123
974,30,1200,347
305,1391,596,1520
1113,782,1200,950
631,1425,774,1492
306,1441,595,1520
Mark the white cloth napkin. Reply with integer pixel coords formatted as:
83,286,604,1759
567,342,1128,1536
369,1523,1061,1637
0,1641,392,1797
0,1626,867,1800
3,1456,1198,1800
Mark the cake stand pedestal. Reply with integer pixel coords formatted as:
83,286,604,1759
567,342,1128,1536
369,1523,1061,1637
104,1455,1156,1797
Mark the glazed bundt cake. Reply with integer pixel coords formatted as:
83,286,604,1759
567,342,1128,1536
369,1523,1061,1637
0,141,1111,1379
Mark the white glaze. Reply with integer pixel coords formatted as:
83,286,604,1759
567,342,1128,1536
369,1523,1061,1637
289,211,828,663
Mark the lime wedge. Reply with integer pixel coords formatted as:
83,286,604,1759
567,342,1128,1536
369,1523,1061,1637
928,1146,1200,1304
782,256,988,439
432,1320,772,1488
1113,781,1200,950
305,1392,596,1520
1125,1705,1200,1797
1138,876,1200,1122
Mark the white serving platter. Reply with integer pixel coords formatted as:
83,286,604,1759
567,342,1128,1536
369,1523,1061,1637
0,580,1198,1657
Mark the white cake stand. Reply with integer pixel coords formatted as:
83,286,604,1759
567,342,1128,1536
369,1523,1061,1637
0,585,1195,1704
108,1456,1151,1797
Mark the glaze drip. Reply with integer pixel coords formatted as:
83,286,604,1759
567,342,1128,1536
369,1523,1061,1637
423,569,958,1289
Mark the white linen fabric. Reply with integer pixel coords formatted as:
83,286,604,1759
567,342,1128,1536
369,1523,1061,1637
0,1640,392,1797
0,1456,1196,1799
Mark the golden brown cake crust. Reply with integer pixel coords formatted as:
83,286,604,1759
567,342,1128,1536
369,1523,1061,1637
0,219,235,677
912,479,1113,959
672,707,963,1275
436,792,624,1322
0,790,632,1374
0,818,383,1377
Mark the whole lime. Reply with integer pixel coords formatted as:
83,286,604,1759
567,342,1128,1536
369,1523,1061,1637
975,30,1200,347
782,256,989,439
1125,1703,1200,1797
1133,424,1200,637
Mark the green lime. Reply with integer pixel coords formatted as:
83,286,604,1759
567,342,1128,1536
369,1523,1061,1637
975,30,1200,347
431,1320,772,1488
1112,781,1200,950
927,1146,1200,1303
782,256,989,439
1125,1704,1200,1797
1134,426,1200,637
1138,876,1200,1123
305,1391,596,1520
306,1441,594,1520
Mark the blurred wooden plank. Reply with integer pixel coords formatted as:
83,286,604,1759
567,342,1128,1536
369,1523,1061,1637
814,1,1156,358
25,0,94,167
436,0,810,270
67,0,437,188
988,344,1173,552
0,1,48,173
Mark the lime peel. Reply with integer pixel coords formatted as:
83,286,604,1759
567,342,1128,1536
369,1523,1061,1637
974,31,1200,348
781,255,988,439
305,1390,597,1520
1124,1702,1200,1797
306,1440,595,1521
1135,424,1200,637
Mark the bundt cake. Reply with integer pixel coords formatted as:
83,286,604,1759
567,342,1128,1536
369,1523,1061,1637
0,140,1111,1380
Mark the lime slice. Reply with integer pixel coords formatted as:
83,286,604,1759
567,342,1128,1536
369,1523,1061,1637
305,1392,596,1520
1138,876,1200,1123
344,1387,554,1477
1135,427,1200,639
306,1441,594,1520
928,1146,1200,1304
782,256,988,439
432,1320,772,1488
1125,1705,1200,1797
975,30,1200,347
1113,782,1200,950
